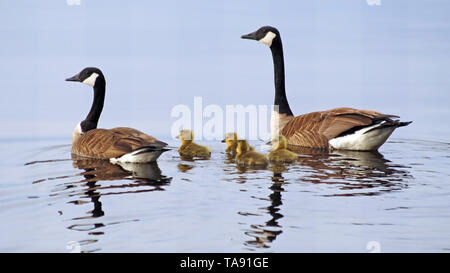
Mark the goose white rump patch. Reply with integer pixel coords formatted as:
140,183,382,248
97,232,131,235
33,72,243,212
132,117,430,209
328,122,396,151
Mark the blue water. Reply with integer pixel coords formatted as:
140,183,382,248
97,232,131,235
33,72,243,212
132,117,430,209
1,135,449,252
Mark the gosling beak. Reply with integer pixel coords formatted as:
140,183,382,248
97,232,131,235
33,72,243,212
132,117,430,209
221,139,225,143
241,31,258,40
65,73,81,82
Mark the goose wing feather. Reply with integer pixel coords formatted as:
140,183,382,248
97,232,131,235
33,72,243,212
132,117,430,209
72,128,167,159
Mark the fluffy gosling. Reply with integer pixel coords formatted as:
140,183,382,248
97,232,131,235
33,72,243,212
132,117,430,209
222,132,238,154
268,135,298,163
177,129,211,158
236,140,269,167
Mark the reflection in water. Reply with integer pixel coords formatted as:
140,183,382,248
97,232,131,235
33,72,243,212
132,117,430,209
290,147,412,197
28,155,172,252
70,155,171,219
178,164,195,173
178,154,212,173
70,157,171,252
240,147,412,249
244,166,286,248
20,141,419,252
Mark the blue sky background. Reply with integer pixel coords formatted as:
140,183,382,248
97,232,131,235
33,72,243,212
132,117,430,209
0,0,449,141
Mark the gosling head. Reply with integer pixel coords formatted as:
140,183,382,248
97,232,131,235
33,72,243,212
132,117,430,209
222,132,238,145
271,135,288,150
177,129,194,143
241,26,281,48
66,67,105,87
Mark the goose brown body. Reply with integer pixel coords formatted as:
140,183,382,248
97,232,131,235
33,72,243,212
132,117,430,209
72,127,167,160
279,107,405,149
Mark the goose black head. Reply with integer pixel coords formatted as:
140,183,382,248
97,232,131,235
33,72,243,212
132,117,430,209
66,67,105,87
241,26,280,47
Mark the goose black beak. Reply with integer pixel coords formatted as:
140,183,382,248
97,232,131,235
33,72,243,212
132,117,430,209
66,74,81,82
241,31,258,40
221,139,226,143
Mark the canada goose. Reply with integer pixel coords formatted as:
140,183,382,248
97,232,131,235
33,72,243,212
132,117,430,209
269,135,298,163
66,67,168,163
241,26,412,151
221,132,238,154
177,129,211,158
236,140,269,167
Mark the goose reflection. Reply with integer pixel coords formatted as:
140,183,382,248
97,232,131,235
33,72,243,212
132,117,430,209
289,147,412,196
66,156,171,234
244,165,286,248
242,148,412,249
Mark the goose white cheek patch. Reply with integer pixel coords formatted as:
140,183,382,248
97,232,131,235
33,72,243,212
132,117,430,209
259,31,277,47
82,72,99,87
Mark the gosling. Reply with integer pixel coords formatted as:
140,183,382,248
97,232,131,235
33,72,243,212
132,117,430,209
177,129,211,158
222,132,238,154
268,135,298,163
236,140,269,167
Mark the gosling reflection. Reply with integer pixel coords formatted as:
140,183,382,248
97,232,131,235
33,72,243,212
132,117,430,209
178,163,195,173
244,165,287,248
289,146,412,196
178,153,211,172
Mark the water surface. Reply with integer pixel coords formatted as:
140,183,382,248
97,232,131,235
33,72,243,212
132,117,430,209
1,136,449,252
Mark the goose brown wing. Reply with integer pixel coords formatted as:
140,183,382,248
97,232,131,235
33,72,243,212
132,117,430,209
281,107,398,148
110,127,168,146
72,128,166,159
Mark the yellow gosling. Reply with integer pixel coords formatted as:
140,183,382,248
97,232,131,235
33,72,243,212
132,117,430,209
177,129,211,158
222,132,238,154
269,135,298,163
236,140,269,167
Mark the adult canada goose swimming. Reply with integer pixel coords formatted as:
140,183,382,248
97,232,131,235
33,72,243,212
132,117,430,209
269,135,298,163
177,129,211,158
66,67,168,163
241,26,412,151
236,140,269,167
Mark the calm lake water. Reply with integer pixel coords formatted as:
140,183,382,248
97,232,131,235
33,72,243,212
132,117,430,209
1,135,449,252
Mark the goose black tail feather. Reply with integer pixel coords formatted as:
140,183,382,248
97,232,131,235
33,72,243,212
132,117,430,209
364,120,412,134
132,145,171,155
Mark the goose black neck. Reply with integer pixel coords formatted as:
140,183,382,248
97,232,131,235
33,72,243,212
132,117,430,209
81,79,105,132
270,38,293,116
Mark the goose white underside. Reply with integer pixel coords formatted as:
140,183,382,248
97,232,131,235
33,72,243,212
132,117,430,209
109,149,163,163
328,122,397,151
